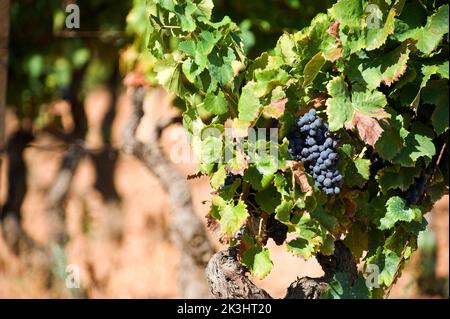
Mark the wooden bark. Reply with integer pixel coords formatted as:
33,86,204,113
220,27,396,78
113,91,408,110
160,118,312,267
206,247,272,299
0,0,10,195
47,142,85,245
0,129,33,253
46,65,88,245
123,86,216,298
206,241,357,299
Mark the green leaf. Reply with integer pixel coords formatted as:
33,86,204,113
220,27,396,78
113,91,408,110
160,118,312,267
375,115,406,161
175,2,197,32
275,33,297,65
393,123,436,166
208,47,236,85
203,90,228,115
155,59,181,94
378,249,401,286
200,135,222,164
354,159,370,180
415,5,449,55
353,44,410,91
379,196,422,230
365,7,396,51
287,214,330,259
243,166,273,191
210,165,227,189
238,82,262,121
411,62,449,108
303,52,326,87
377,166,421,193
179,40,196,56
242,245,273,279
255,153,278,175
352,90,387,116
325,77,353,131
275,200,293,223
423,80,449,135
310,206,338,232
329,0,363,29
182,59,199,83
286,237,314,258
197,31,220,55
198,0,213,18
321,273,369,299
326,75,387,132
343,222,368,261
255,185,281,213
340,145,370,187
253,68,290,97
217,200,249,237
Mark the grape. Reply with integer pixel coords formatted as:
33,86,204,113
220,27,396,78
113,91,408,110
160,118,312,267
224,174,236,186
301,148,309,157
314,118,322,126
405,173,429,205
266,214,288,246
234,227,245,240
288,109,343,195
306,137,316,146
220,174,243,194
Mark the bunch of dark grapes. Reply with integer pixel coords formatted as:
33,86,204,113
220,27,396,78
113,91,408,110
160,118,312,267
405,165,433,205
266,214,288,246
288,108,343,195
218,175,237,192
405,175,427,205
223,174,237,187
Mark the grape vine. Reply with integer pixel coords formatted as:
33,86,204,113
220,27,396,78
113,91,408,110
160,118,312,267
140,0,449,298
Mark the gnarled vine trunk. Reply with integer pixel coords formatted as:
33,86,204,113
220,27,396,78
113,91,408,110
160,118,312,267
206,241,356,299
